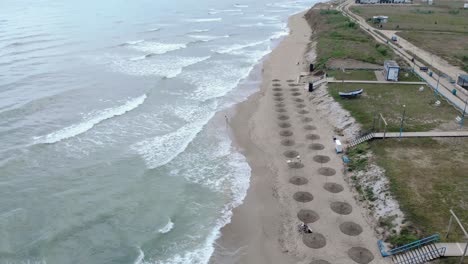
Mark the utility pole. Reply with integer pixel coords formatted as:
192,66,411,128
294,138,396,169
399,105,406,139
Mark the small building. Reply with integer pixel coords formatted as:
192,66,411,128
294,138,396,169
457,74,468,89
464,3,468,8
384,60,400,81
372,16,389,23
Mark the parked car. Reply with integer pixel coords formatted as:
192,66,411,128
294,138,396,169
391,35,398,41
420,66,428,72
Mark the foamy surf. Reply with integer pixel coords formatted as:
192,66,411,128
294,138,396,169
187,34,229,42
124,40,145,45
112,55,211,78
132,111,214,169
185,18,222,23
33,94,147,144
148,138,251,264
134,247,145,264
158,218,174,234
129,41,187,55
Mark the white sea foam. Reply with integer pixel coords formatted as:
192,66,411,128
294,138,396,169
187,34,229,42
190,29,210,33
158,218,174,234
111,55,210,78
185,18,222,23
129,55,147,61
124,40,145,45
132,105,215,169
144,135,251,264
208,8,242,15
130,41,187,55
216,40,266,54
147,27,161,32
34,94,147,144
234,4,249,8
134,247,145,264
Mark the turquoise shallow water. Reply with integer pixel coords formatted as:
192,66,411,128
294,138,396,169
0,0,317,263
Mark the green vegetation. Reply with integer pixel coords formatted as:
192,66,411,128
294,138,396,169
372,138,468,241
353,3,468,33
306,9,394,69
347,142,370,171
352,1,468,70
328,81,467,241
388,227,419,247
398,70,421,82
326,70,377,81
328,83,459,132
397,31,468,72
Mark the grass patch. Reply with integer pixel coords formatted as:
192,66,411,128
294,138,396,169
328,83,459,132
372,138,468,241
353,3,468,33
305,9,395,69
327,70,377,80
347,142,370,171
398,70,422,82
352,2,468,71
397,31,468,72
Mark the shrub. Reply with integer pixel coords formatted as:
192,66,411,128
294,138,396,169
320,9,340,15
348,21,357,28
388,228,419,247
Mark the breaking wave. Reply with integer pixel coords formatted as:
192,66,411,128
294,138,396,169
33,94,147,144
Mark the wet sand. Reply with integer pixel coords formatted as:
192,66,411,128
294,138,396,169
210,8,390,264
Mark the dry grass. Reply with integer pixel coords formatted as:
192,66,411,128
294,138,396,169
352,1,468,33
372,137,468,241
352,0,468,70
305,9,395,69
328,83,459,132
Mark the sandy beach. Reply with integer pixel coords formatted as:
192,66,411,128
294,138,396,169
210,7,391,264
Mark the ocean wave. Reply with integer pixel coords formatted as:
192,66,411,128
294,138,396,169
129,55,147,61
190,29,209,33
134,247,145,264
112,55,210,78
233,4,249,8
131,107,215,169
33,94,147,144
144,136,251,264
181,61,257,101
187,34,229,42
123,40,145,45
147,27,161,32
215,40,266,54
207,8,241,15
185,18,222,23
158,218,174,234
128,41,187,55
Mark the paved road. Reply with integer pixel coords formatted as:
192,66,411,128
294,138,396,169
373,131,468,139
337,0,468,112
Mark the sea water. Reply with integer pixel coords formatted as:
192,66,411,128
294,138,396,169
0,0,318,263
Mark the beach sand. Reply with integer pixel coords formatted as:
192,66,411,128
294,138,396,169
210,8,391,264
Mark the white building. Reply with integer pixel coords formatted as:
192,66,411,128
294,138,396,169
384,60,400,81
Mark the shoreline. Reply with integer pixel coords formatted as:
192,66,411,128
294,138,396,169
210,10,312,264
210,6,390,264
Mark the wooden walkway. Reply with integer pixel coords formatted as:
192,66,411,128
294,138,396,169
374,131,468,139
436,243,468,257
